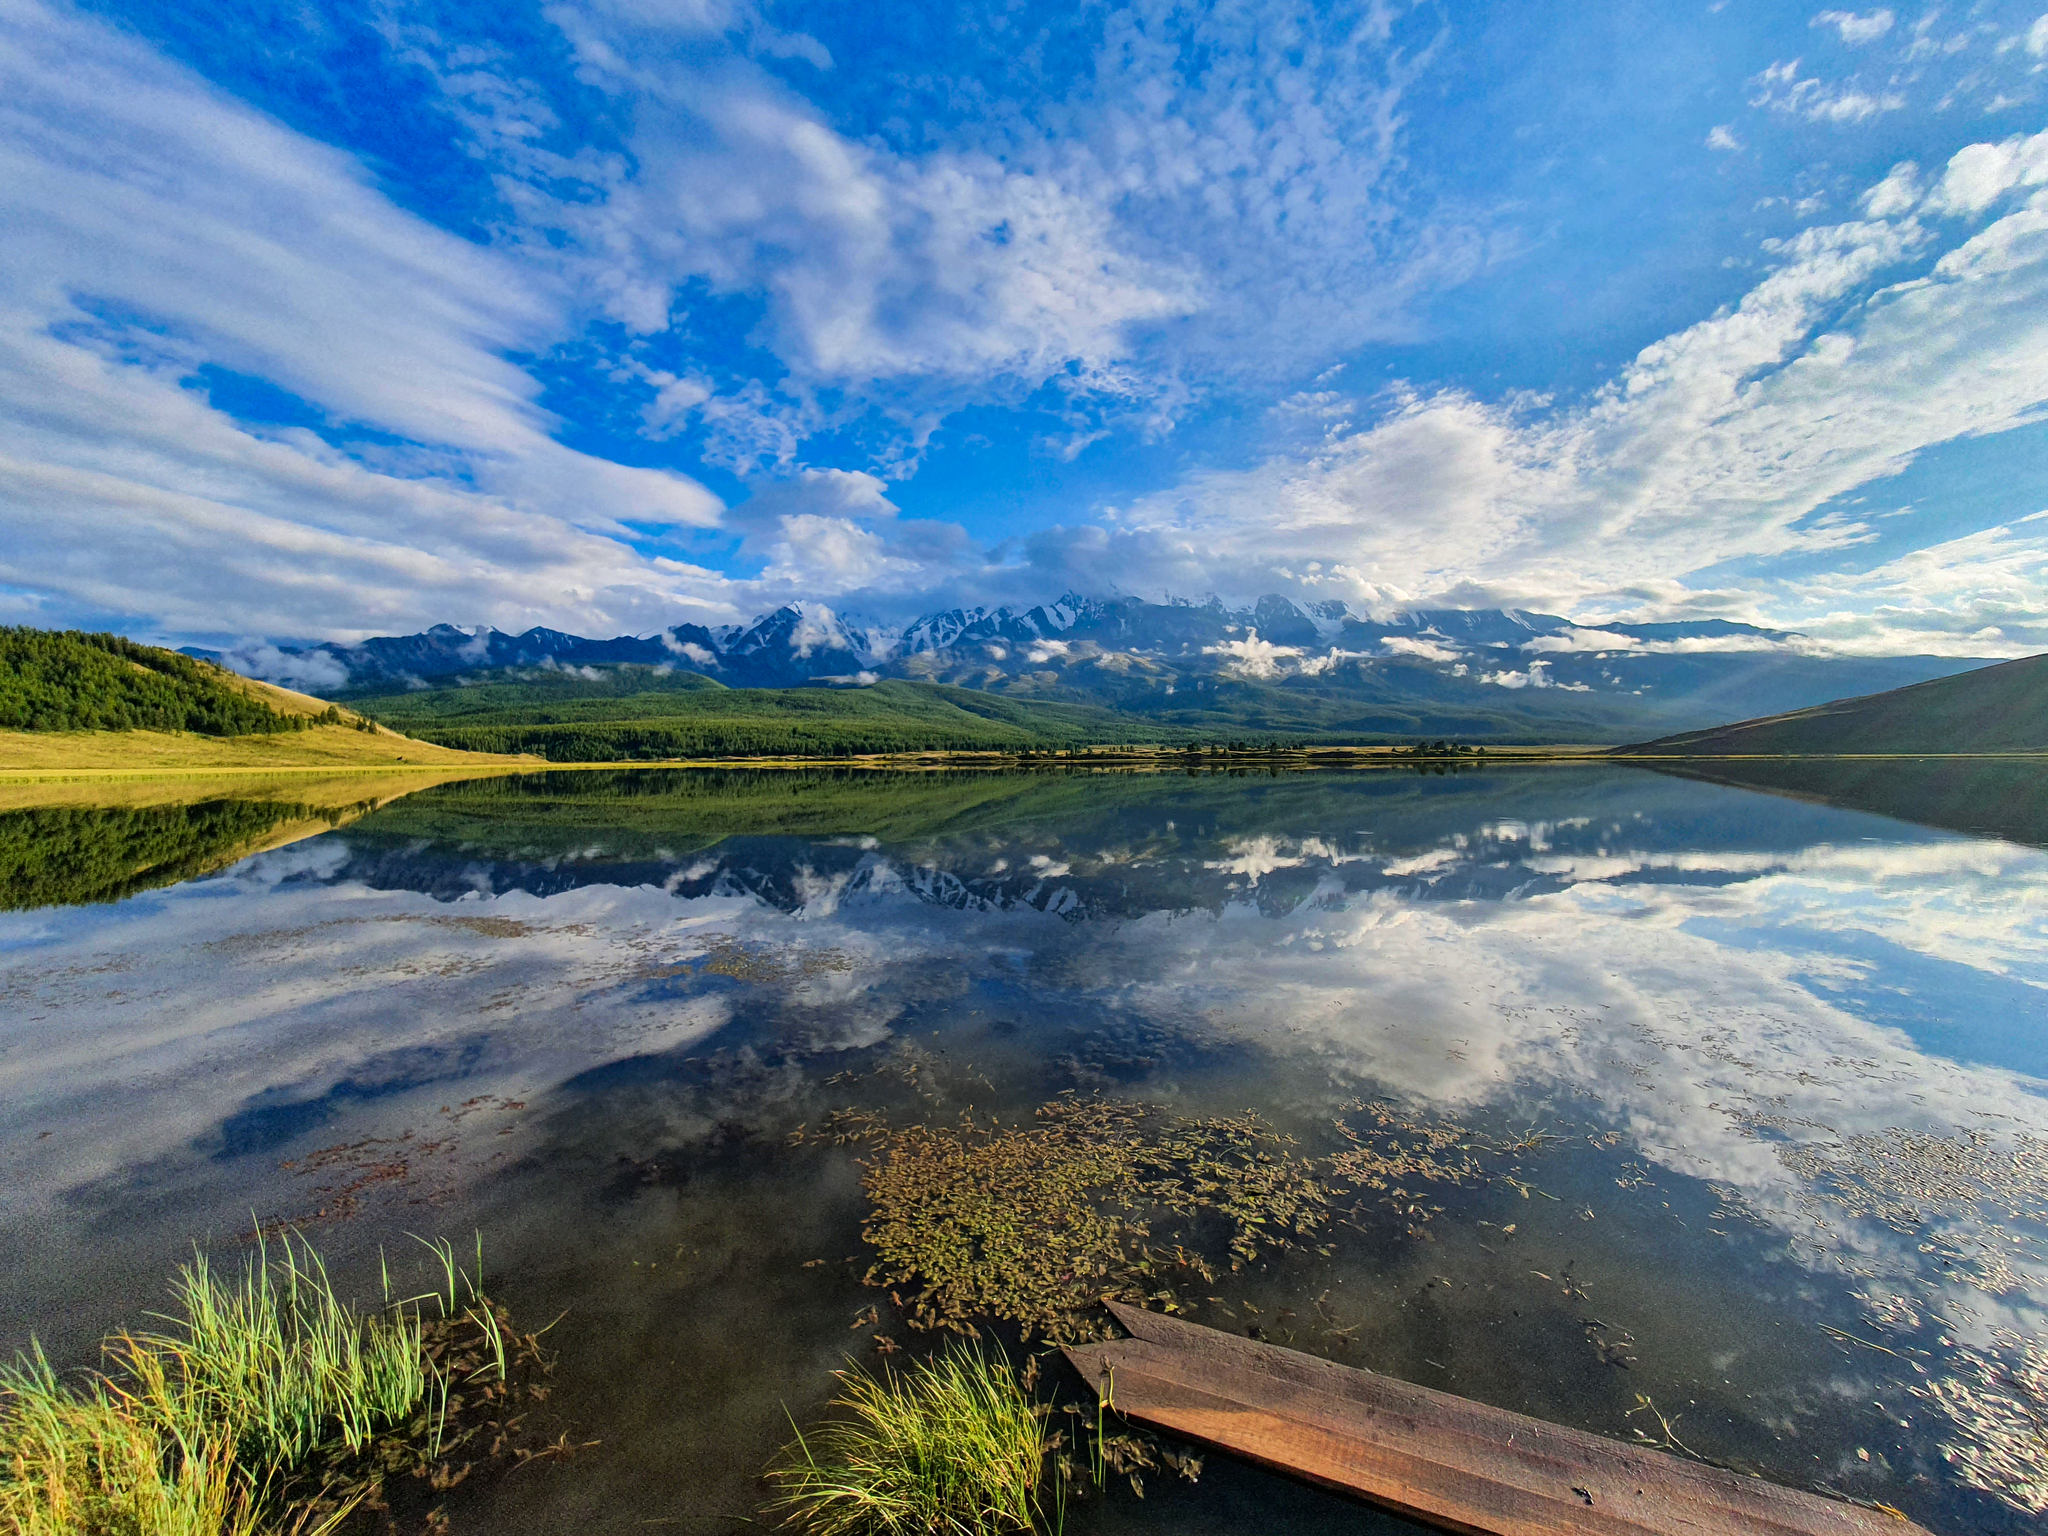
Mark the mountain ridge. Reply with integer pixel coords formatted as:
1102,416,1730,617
186,594,2000,744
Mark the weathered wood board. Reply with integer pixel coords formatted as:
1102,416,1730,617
1062,1302,1931,1536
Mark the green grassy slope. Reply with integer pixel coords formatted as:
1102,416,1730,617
348,673,1214,758
1620,652,2045,755
0,627,304,735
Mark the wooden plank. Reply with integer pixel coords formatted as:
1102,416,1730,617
1061,1302,1930,1536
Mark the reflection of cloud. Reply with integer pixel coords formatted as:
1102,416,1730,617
4,782,2044,1455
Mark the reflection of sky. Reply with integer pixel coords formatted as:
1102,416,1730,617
2,768,2046,1512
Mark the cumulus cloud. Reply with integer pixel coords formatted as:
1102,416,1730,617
1084,144,2048,654
214,641,351,693
1379,635,1463,663
2,0,2046,658
1202,630,1305,679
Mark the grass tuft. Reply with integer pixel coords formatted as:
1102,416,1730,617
766,1346,1054,1536
151,1231,430,1471
0,1229,524,1536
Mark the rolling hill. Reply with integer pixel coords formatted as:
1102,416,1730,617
0,627,533,771
1620,651,2048,756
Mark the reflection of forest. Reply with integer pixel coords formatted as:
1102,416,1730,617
336,762,1959,922
0,769,494,909
1650,757,2048,850
355,763,1515,859
0,800,343,909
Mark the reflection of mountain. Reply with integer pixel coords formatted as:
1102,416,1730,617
336,764,1944,917
197,597,1995,743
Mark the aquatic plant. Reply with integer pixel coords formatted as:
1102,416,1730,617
831,1095,1331,1339
0,1340,264,1536
765,1346,1054,1536
0,1230,561,1536
1920,1330,2048,1514
151,1233,430,1470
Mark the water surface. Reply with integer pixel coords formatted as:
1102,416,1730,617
2,763,2044,1533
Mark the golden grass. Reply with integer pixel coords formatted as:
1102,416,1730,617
0,768,520,815
0,723,537,774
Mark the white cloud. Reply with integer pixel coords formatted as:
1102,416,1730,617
1860,161,1923,217
1925,128,2048,217
1773,512,2048,655
522,2,1198,397
1380,635,1463,663
1750,59,1905,122
427,0,1470,448
1475,660,1588,691
658,632,719,667
214,641,350,693
0,0,733,639
1202,630,1305,679
1705,125,1743,152
1093,146,2048,653
2030,15,2048,59
1811,10,1894,46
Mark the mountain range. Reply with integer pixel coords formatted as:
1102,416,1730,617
189,594,2000,743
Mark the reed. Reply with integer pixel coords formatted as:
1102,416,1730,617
150,1231,429,1470
766,1347,1054,1536
0,1230,496,1536
0,1339,265,1536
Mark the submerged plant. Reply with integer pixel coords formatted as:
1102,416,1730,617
766,1347,1054,1536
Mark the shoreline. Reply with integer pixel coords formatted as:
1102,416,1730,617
5,744,2046,785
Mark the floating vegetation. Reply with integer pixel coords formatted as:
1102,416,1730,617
823,1096,1331,1339
1778,1128,2048,1294
0,1232,570,1536
1918,1330,2048,1514
765,1346,1054,1536
1326,1100,1489,1233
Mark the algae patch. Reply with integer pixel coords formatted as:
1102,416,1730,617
815,1096,1331,1340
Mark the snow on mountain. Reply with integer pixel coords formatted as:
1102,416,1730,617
189,592,1996,738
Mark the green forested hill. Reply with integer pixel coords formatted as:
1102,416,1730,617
347,670,1214,758
1621,652,2046,755
0,628,300,735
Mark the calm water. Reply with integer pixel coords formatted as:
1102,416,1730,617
3,763,2046,1533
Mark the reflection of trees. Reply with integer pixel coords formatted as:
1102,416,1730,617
0,801,348,910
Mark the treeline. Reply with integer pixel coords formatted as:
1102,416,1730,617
401,719,1062,761
0,628,300,736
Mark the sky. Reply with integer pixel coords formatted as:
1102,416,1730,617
2,0,2047,654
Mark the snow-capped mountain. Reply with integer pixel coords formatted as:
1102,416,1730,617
187,593,1995,740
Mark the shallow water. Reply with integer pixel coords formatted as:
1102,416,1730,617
2,763,2046,1533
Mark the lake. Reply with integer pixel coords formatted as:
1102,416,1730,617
2,762,2044,1534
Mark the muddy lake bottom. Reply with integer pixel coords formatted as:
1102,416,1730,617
2,762,2045,1533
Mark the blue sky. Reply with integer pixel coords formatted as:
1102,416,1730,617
2,0,2047,653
